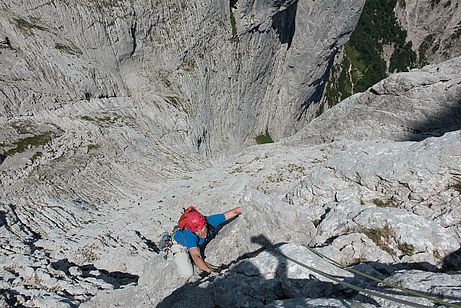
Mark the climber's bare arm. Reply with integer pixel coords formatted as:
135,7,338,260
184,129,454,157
224,207,241,220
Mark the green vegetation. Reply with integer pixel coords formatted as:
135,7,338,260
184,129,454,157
87,144,100,151
4,132,54,156
13,17,47,34
82,243,99,262
312,219,322,227
398,242,415,255
161,76,172,88
32,151,43,160
363,224,395,255
372,198,398,208
418,34,435,66
389,41,416,72
287,163,305,173
229,9,239,43
55,43,82,56
11,122,32,134
364,224,415,257
321,54,353,111
52,154,66,163
80,114,122,127
1,122,62,158
80,115,94,122
266,173,283,183
181,58,196,72
352,256,368,264
255,130,273,144
93,0,121,8
323,0,417,108
314,102,326,118
165,96,181,108
452,181,461,193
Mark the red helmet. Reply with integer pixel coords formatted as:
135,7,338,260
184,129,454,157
186,211,206,232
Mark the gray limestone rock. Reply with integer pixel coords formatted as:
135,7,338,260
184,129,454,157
395,0,461,64
1,1,461,307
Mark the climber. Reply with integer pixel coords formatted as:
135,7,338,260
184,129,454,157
170,206,241,278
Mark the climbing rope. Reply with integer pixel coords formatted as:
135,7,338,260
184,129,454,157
297,246,461,308
276,250,431,308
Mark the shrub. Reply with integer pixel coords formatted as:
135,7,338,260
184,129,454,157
255,130,273,144
230,9,238,43
452,181,461,193
372,198,398,208
55,43,82,56
398,242,415,255
312,219,321,227
363,223,395,255
5,133,54,156
13,17,47,34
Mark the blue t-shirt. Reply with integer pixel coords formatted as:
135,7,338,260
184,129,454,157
173,213,226,249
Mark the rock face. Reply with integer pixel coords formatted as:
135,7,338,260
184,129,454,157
395,0,461,64
319,0,461,112
0,0,363,151
1,1,461,307
288,56,461,145
1,55,461,307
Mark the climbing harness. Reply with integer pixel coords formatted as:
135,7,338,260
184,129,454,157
159,231,173,260
163,227,187,260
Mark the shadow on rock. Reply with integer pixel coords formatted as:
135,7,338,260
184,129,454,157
157,234,461,307
271,1,297,49
403,99,461,141
135,230,160,253
442,247,461,272
343,261,461,305
51,259,139,288
157,235,379,308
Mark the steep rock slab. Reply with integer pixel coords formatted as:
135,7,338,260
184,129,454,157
0,0,132,116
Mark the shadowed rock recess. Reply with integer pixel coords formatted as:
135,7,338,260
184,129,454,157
1,0,461,307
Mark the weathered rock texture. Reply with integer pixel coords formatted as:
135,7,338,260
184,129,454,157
1,55,461,307
1,0,461,307
0,0,363,152
396,0,461,64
